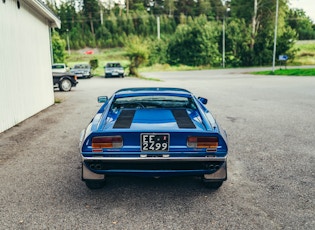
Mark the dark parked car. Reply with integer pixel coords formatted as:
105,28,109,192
70,64,92,78
53,73,78,91
104,62,124,78
79,87,228,189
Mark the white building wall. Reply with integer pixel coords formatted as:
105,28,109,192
0,0,55,132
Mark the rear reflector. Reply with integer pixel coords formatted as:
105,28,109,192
92,136,123,151
187,136,218,149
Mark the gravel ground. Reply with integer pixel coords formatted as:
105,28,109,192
0,69,314,229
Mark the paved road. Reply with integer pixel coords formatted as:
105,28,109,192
0,69,314,229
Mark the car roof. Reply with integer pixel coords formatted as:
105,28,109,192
52,63,66,66
106,62,121,66
114,87,192,96
73,64,89,68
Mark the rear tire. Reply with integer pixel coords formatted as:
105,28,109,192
85,179,106,189
59,79,72,91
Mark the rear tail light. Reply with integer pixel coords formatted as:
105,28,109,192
187,136,218,150
92,136,123,151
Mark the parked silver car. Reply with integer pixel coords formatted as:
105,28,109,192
70,64,92,78
104,62,124,78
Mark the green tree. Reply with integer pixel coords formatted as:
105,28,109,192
224,18,251,67
125,36,150,77
160,14,177,34
128,0,147,11
95,26,112,48
175,0,196,18
164,0,176,17
168,15,221,66
228,0,297,66
83,0,100,36
195,0,213,18
58,1,78,33
287,8,315,39
134,11,150,36
148,39,168,65
69,26,86,49
209,0,226,20
275,26,297,62
118,13,135,36
52,31,66,63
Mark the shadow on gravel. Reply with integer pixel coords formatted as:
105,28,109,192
71,175,223,200
65,175,225,214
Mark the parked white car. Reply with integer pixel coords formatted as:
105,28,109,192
52,63,68,73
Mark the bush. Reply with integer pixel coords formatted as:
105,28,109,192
89,59,99,70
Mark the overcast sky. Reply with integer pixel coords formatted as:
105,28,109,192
290,0,315,22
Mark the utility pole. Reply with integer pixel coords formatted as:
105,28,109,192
222,16,225,68
66,29,71,55
272,0,279,73
99,0,103,25
222,0,227,68
157,16,160,40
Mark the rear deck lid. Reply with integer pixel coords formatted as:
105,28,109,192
106,109,206,131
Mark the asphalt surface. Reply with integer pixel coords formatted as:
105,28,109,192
0,69,314,229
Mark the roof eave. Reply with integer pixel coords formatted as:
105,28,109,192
27,0,61,28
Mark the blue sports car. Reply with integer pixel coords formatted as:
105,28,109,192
79,87,228,189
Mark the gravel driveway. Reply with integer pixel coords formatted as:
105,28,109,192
0,69,314,229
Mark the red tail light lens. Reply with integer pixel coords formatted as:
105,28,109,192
187,136,218,149
92,136,123,151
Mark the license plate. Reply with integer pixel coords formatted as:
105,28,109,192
112,72,118,75
141,134,169,152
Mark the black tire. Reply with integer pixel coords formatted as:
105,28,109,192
203,181,223,189
85,179,106,189
59,79,72,92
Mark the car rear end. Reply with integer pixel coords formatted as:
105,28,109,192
52,63,67,73
81,130,227,177
104,63,124,78
70,64,91,78
80,91,228,189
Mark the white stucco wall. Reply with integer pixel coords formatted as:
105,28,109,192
0,0,57,132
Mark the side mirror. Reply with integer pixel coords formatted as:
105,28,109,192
198,97,208,105
98,96,108,103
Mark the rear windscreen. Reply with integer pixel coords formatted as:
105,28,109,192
111,96,196,110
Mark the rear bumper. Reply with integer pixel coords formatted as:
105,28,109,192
81,156,227,180
105,73,124,77
74,73,91,78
